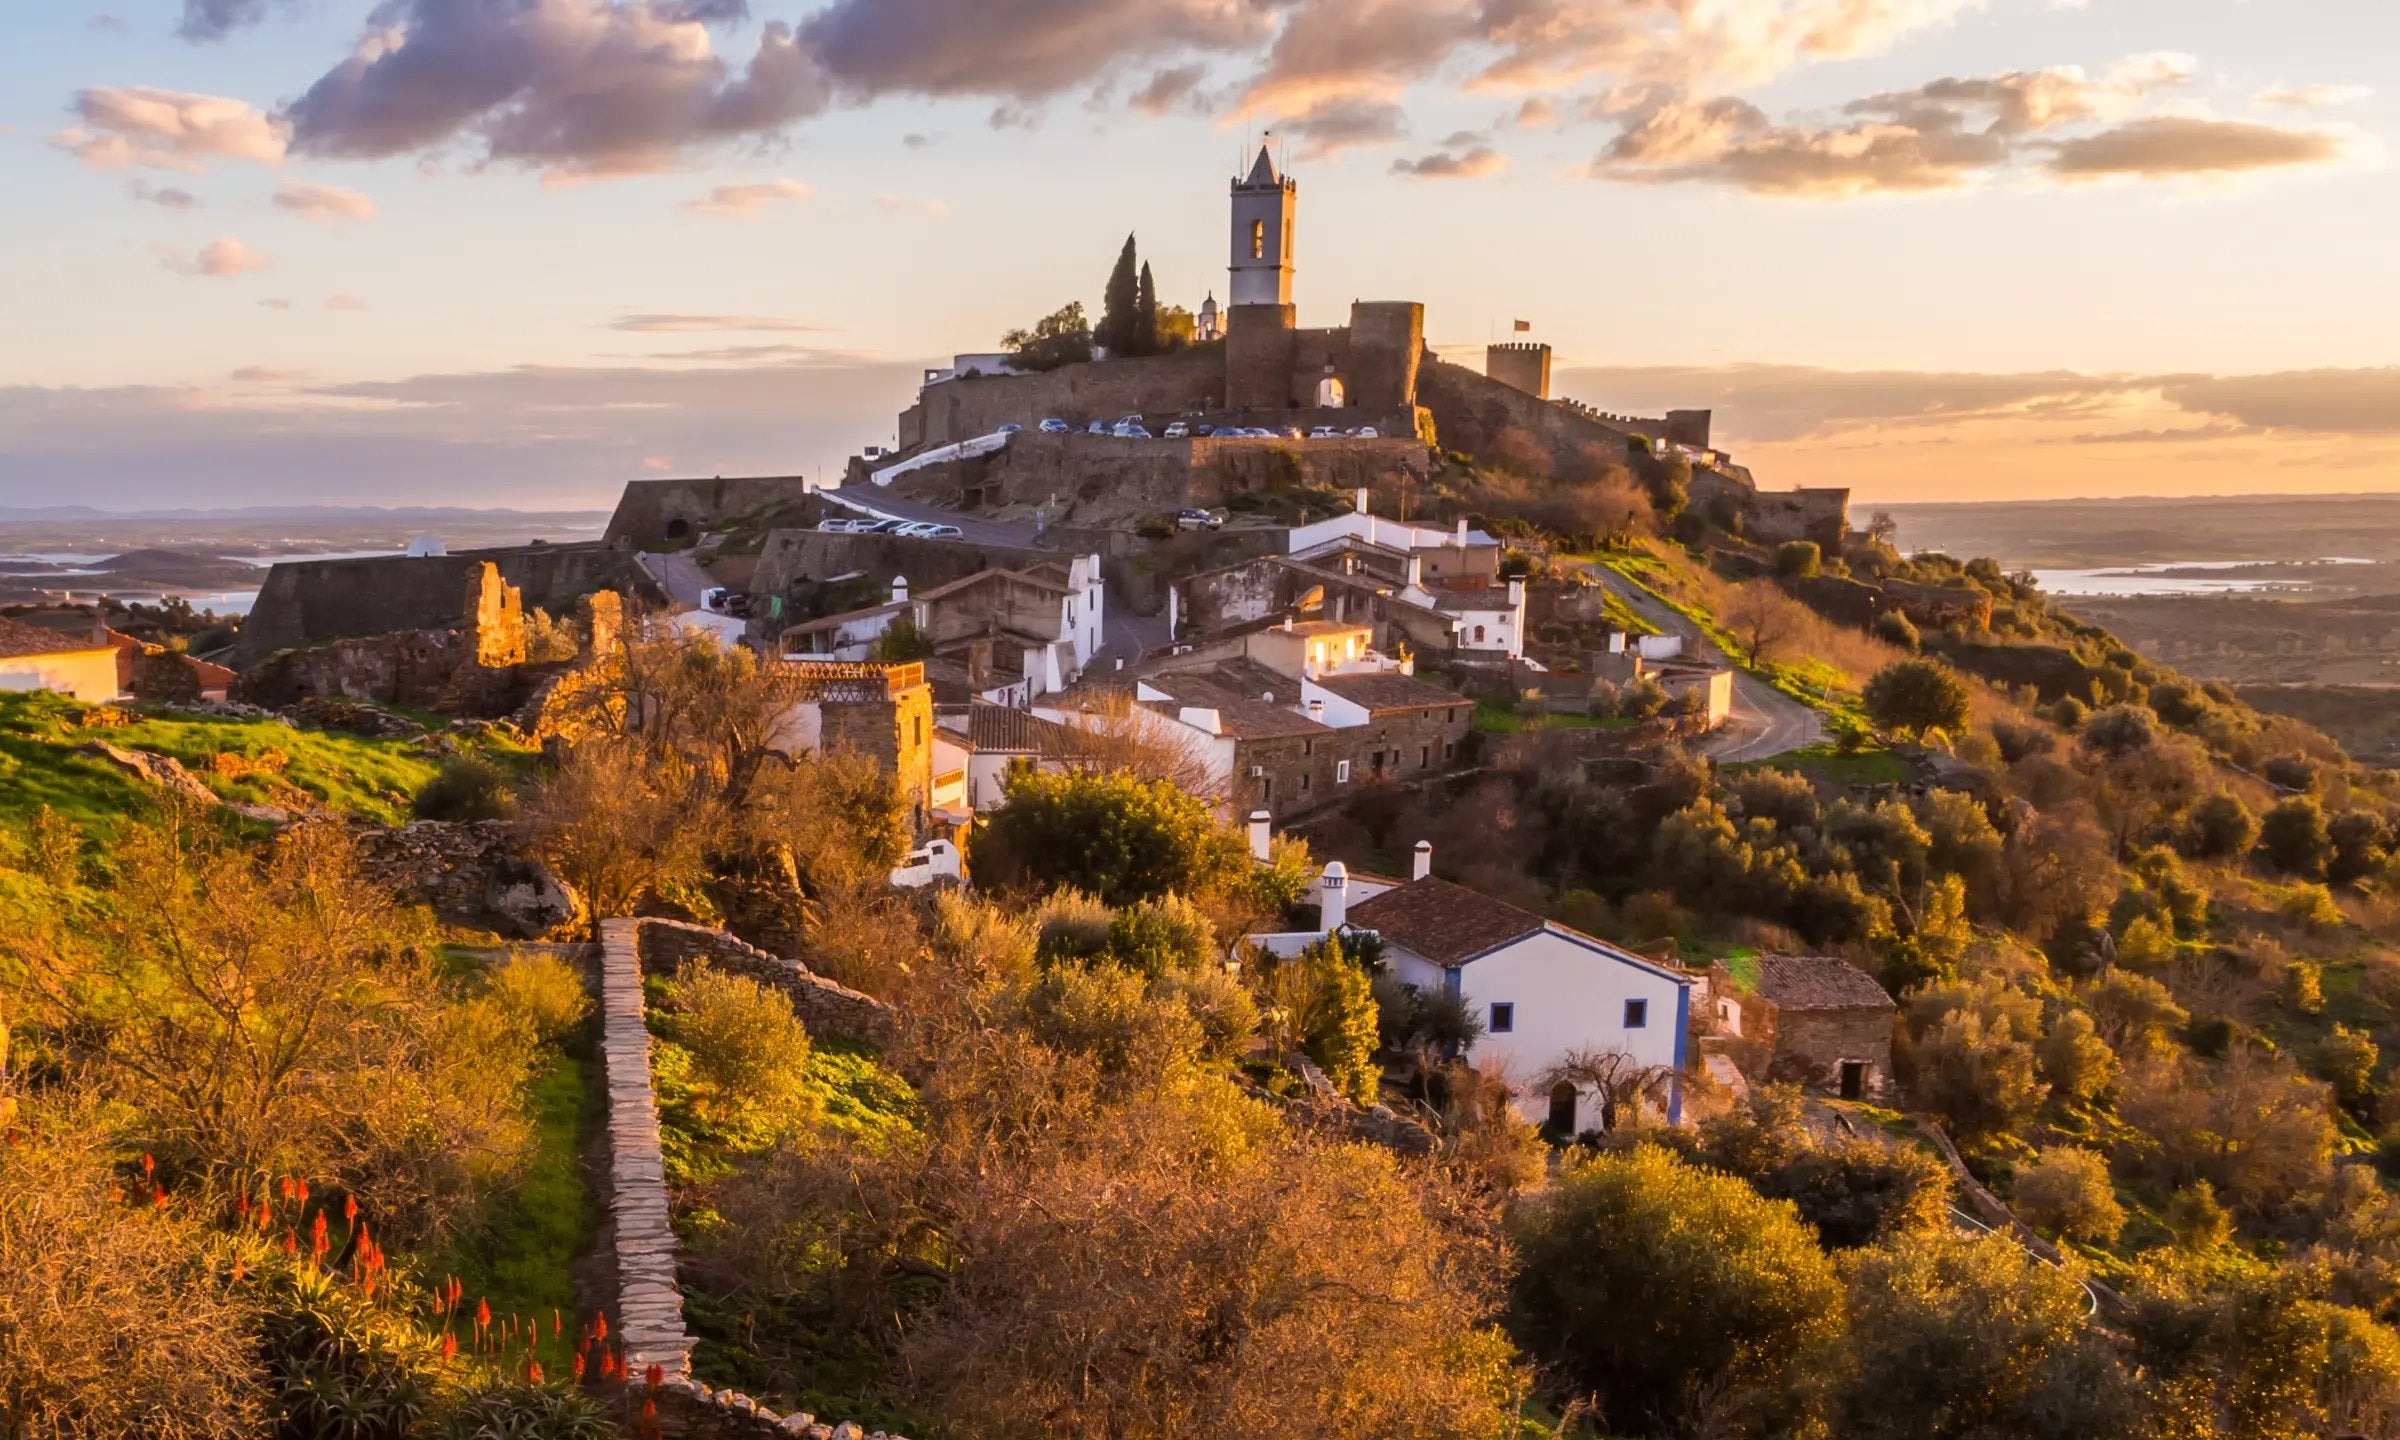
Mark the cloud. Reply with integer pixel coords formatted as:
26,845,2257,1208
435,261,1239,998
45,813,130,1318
609,313,826,332
682,178,812,217
797,0,1266,102
176,0,282,41
58,87,288,171
274,180,378,221
2156,369,2400,437
324,293,370,310
1278,97,1408,157
2044,116,2356,180
873,193,949,216
901,131,934,148
129,180,202,210
282,0,831,179
162,237,271,278
1589,54,2348,196
1553,361,2142,443
1509,97,1558,129
1392,144,1507,178
230,365,303,382
1130,64,1210,116
2254,83,2372,110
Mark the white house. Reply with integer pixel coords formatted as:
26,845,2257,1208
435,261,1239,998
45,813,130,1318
1255,854,1693,1132
782,559,1104,704
0,617,126,702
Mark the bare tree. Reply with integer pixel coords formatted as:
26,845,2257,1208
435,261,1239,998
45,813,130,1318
1720,581,1810,670
1541,1047,1677,1132
1047,687,1226,801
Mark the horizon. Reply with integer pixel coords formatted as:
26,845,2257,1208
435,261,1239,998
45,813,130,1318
2,0,2395,507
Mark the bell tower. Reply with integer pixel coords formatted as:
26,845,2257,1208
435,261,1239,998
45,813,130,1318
1229,143,1296,311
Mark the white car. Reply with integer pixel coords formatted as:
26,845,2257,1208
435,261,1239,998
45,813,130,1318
1039,418,1072,434
1163,421,1190,439
1309,426,1337,438
917,523,963,539
816,517,860,533
1087,420,1109,435
1352,426,1379,438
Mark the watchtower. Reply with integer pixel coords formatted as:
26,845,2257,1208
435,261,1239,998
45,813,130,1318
1485,342,1552,400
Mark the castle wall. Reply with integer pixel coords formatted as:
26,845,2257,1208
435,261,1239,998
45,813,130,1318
1225,304,1298,409
1417,357,1635,473
900,346,1223,450
602,475,818,550
238,543,653,665
1346,302,1423,411
1743,488,1852,551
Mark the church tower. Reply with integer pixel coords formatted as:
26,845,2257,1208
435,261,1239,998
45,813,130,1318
1228,143,1296,310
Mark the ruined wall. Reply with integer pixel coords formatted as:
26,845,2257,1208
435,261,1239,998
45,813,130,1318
353,820,583,939
895,430,1430,522
1485,342,1551,399
821,685,934,820
239,543,653,665
901,347,1224,449
233,628,469,708
1765,1005,1894,1101
637,918,896,1047
602,476,818,550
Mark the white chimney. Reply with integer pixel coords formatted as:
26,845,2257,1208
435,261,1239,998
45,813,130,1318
1406,554,1423,588
1282,615,1294,632
1507,578,1525,607
1354,487,1370,514
1455,517,1468,546
1306,699,1325,720
1248,810,1273,863
1320,861,1350,932
1412,841,1433,881
891,575,910,603
1609,631,1626,654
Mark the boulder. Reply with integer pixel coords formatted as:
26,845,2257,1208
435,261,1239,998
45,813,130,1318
353,820,585,939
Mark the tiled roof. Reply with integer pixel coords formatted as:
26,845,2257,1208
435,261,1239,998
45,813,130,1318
1755,955,1894,1012
960,702,1096,757
1313,670,1464,713
1141,661,1332,741
1344,877,1545,965
0,616,110,659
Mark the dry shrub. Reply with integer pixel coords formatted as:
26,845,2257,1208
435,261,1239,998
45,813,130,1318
0,1107,263,1440
801,885,927,1002
208,747,289,780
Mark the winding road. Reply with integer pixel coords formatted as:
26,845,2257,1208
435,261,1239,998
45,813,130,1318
1583,565,1826,764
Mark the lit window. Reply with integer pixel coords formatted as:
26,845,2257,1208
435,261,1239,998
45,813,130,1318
1490,1003,1515,1034
1624,999,1648,1029
1250,219,1266,259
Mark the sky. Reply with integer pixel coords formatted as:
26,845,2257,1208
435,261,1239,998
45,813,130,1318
0,0,2394,509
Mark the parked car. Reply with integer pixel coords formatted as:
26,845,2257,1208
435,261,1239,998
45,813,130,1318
891,521,940,538
1163,421,1190,439
1192,422,1216,436
701,586,731,612
1352,426,1379,438
862,445,892,460
1309,426,1337,438
724,593,753,617
1039,418,1072,434
816,517,853,532
996,423,1022,435
1175,507,1225,531
851,518,900,534
1280,426,1305,440
1088,420,1109,435
917,523,963,539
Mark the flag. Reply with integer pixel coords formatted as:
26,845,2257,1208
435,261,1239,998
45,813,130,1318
1513,319,1531,332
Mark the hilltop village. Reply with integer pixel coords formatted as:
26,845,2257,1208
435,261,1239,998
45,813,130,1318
22,146,2400,1440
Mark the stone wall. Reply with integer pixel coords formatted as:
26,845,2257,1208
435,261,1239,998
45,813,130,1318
635,919,896,1047
240,544,655,665
595,918,696,1384
901,348,1224,450
1417,357,1636,475
234,628,470,709
749,530,1059,612
888,430,1429,523
1485,342,1551,399
1743,488,1852,551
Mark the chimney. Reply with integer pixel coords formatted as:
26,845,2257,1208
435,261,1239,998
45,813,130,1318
1507,578,1525,607
1412,840,1433,881
1306,699,1324,720
891,575,910,603
1455,517,1467,547
1609,631,1626,655
1320,861,1350,932
1248,810,1273,863
1354,487,1369,514
1282,614,1294,632
1406,554,1422,589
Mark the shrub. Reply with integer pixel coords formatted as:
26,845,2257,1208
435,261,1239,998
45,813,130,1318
1863,660,1972,741
1872,609,1920,651
482,950,592,1044
2079,704,2158,757
2038,1008,2119,1103
1154,964,1260,1065
2163,1180,2234,1250
1775,541,1822,579
414,756,518,822
437,1384,621,1440
669,967,819,1140
2261,797,2333,878
2050,695,2088,729
2323,1024,2381,1107
2183,791,2259,861
1028,965,1208,1083
2014,1146,2126,1244
2279,883,2346,933
2264,753,2323,794
1253,935,1381,1103
978,770,1248,907
1104,893,1216,977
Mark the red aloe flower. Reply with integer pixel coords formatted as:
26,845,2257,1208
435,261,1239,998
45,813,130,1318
295,1179,309,1205
279,1176,294,1201
361,1272,377,1301
235,1192,250,1220
344,1194,358,1225
593,1311,609,1342
475,1297,491,1330
256,1196,273,1232
527,1361,543,1384
152,1184,168,1209
281,1230,297,1254
441,1332,457,1362
141,1152,155,1177
571,1353,586,1382
645,1363,663,1392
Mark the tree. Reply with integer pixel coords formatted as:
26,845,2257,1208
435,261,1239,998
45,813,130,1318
2079,703,2158,758
2037,1008,2119,1103
524,735,705,926
2261,796,2334,878
1830,1230,2137,1440
1587,470,1654,549
2013,1146,2126,1243
1133,260,1159,357
1864,660,1972,741
2329,811,2392,886
2184,790,2260,861
1001,301,1094,372
1721,581,1809,671
664,967,820,1142
1154,303,1196,349
1511,1145,1842,1438
974,769,1247,906
1098,233,1140,354
1254,934,1381,1103
1774,541,1821,579
1902,979,2044,1144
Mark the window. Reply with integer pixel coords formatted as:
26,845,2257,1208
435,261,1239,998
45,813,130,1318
1303,738,1313,756
1250,219,1266,259
1420,744,1430,769
1489,1002,1515,1034
1443,740,1456,762
1472,624,1486,643
1260,775,1273,804
1336,759,1351,783
1623,998,1649,1029
1301,773,1311,792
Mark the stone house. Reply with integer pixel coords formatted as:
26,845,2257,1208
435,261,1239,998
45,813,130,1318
779,559,1104,704
1752,954,1896,1101
771,660,936,829
935,701,1110,812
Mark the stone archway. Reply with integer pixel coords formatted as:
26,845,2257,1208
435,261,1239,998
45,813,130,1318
1315,374,1346,408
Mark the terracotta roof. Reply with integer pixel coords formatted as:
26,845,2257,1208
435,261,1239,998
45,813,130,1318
1139,662,1331,741
1755,955,1894,1012
957,702,1097,757
1313,670,1464,713
0,615,111,659
1345,877,1546,965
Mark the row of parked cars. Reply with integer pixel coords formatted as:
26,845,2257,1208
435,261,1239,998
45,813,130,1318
816,516,963,539
1001,417,1382,441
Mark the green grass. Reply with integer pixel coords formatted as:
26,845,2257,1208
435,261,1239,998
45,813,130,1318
430,1051,602,1375
1730,743,1910,787
1590,549,1869,726
0,690,520,830
1473,698,1635,735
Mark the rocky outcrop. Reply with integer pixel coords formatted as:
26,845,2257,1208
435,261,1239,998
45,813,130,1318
296,696,425,739
81,741,290,824
352,820,584,939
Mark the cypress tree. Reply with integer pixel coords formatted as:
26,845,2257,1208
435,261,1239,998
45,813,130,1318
1135,261,1159,358
1099,234,1139,355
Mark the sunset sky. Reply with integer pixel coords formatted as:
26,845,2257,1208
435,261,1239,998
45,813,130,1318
2,0,2394,509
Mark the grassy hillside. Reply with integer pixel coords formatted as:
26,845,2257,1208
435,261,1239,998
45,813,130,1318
0,691,521,829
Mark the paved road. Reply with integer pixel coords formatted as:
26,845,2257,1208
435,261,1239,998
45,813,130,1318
819,486,1040,548
1584,565,1826,763
638,550,715,609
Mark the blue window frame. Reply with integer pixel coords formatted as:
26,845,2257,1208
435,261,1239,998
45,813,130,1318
1489,1002,1515,1034
1624,998,1649,1029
